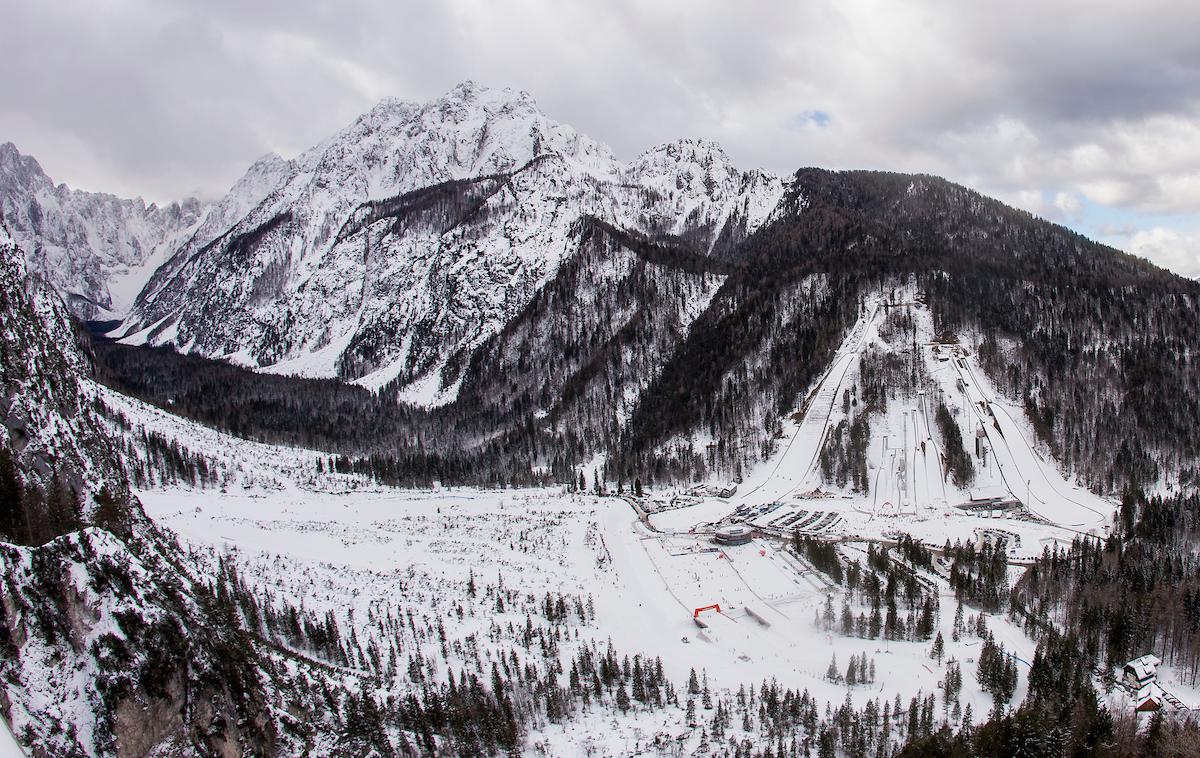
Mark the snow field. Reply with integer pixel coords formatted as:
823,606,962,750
143,485,1039,746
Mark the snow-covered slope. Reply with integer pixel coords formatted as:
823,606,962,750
0,225,286,757
0,143,206,319
119,82,785,398
0,222,127,502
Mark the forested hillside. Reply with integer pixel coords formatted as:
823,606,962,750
698,169,1199,494
90,168,1200,496
0,225,283,754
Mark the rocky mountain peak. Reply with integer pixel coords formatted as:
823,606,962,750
0,143,207,319
106,84,785,400
0,141,54,197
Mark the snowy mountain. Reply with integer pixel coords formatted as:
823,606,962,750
0,143,206,319
96,164,1200,497
118,82,783,401
9,82,1200,757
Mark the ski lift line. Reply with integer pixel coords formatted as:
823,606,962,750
773,304,883,502
955,367,1045,524
916,406,936,507
733,317,872,504
1002,650,1033,669
921,391,951,505
984,393,1107,523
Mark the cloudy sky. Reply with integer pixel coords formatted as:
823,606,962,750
3,0,1198,276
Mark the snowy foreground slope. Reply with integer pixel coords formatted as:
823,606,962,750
0,223,282,757
138,484,1027,755
37,347,1037,753
88,324,1123,756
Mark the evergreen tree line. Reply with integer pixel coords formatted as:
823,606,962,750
935,400,974,488
805,538,943,643
820,414,871,492
0,447,89,545
899,489,1200,756
944,537,1012,613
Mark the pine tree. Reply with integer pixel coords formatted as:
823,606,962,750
615,681,630,713
632,657,646,703
916,595,936,639
881,699,892,753
826,654,840,683
0,447,24,542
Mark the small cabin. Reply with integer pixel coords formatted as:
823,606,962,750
1124,654,1162,690
1134,683,1162,713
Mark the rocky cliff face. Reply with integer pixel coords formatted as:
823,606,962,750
0,144,206,319
119,82,785,402
0,528,276,757
1,226,277,756
0,222,125,502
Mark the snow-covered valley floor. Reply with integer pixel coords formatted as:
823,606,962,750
142,484,1042,754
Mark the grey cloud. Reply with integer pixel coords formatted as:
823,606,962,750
3,0,1200,267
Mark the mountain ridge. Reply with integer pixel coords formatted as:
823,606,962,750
0,142,207,319
113,81,785,401
9,84,1198,497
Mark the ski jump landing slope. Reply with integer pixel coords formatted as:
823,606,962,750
954,359,1111,532
736,301,883,504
